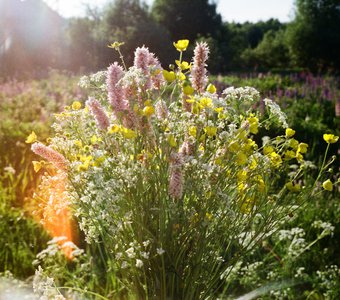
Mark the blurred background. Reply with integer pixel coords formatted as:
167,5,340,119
1,0,339,78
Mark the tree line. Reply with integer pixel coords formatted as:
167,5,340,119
0,0,339,77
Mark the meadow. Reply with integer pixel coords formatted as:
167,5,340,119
0,42,339,299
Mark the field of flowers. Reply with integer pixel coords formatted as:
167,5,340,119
0,71,86,279
0,41,339,299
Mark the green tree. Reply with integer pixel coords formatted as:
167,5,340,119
151,0,222,41
98,0,172,67
66,17,99,72
287,0,340,70
219,19,284,71
241,29,291,70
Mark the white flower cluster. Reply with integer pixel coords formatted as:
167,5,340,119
115,240,165,270
316,265,340,298
277,227,305,242
263,98,288,128
78,71,107,90
33,266,65,300
222,86,260,103
312,220,335,237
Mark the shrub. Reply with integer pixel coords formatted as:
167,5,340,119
30,41,338,299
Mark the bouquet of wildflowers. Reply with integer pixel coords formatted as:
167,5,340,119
29,40,338,299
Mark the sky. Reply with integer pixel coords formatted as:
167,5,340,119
43,0,296,23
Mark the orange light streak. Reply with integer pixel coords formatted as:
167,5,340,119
32,169,77,259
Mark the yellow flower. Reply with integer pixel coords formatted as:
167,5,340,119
255,175,265,192
263,145,274,155
183,84,195,95
323,134,339,144
236,152,247,166
108,124,121,134
285,182,301,192
285,128,295,138
26,131,37,144
93,156,105,167
143,105,155,117
244,139,256,152
72,101,82,110
199,97,213,109
229,141,240,153
163,70,176,82
204,126,217,137
240,197,254,214
173,39,189,52
91,135,98,144
32,161,43,172
269,152,282,168
77,155,92,171
249,157,257,170
247,115,259,134
215,157,223,166
322,179,333,191
296,152,304,162
79,155,93,163
167,134,177,148
297,143,308,154
185,97,196,104
77,161,91,172
214,107,223,113
178,72,186,81
284,150,296,161
205,212,213,221
108,41,125,50
74,140,83,148
289,138,299,150
218,112,227,120
237,170,248,182
206,84,216,94
122,128,137,139
175,60,190,70
237,182,246,194
188,126,197,138
191,102,200,114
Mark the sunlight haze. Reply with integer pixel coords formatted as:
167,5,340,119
43,0,295,22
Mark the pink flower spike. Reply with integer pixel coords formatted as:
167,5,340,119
190,42,209,94
134,46,150,73
134,46,152,90
86,97,110,130
134,46,164,90
31,143,67,170
106,62,127,112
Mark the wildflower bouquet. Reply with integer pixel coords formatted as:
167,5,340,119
30,40,338,299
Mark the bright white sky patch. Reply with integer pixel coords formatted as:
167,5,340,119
43,0,296,23
218,0,295,23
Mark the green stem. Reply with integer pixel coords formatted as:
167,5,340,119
312,143,330,192
117,48,127,71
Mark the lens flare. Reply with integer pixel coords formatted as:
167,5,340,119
32,170,76,259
